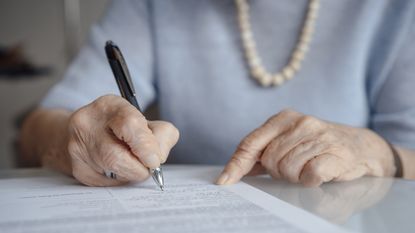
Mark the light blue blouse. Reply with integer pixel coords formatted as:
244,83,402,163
42,0,415,164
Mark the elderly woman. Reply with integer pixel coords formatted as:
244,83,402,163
20,0,415,187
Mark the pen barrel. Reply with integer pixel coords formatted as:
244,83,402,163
106,40,162,191
107,59,142,112
125,94,141,112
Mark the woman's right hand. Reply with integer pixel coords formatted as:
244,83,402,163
66,94,179,186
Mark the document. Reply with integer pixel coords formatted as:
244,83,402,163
0,166,349,233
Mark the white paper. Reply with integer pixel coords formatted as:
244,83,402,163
0,166,349,233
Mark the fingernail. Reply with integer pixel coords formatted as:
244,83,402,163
216,172,229,185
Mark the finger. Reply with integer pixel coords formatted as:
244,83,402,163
217,109,300,185
278,140,328,183
260,127,308,179
299,154,343,187
148,121,180,163
71,155,128,187
108,108,161,169
91,135,150,182
246,162,267,176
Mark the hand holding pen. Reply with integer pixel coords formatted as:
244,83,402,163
104,40,179,190
60,43,179,188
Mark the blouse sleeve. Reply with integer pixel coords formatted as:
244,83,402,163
41,0,156,111
369,3,415,150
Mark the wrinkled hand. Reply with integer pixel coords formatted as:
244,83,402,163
67,95,179,186
217,109,395,187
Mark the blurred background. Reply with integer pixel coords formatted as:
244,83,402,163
0,0,109,169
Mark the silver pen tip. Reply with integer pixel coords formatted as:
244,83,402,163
150,167,164,191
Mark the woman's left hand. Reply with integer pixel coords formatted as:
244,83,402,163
217,109,397,187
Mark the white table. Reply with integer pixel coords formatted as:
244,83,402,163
0,165,413,233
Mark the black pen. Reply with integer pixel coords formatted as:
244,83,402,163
105,40,164,191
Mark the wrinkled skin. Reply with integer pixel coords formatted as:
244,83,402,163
67,95,179,186
218,109,395,187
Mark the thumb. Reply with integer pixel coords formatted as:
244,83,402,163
148,121,180,163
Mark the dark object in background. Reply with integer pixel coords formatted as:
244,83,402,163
1,44,52,167
0,44,51,78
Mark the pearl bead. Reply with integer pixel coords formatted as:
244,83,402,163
246,49,258,61
259,74,272,87
307,10,318,21
302,25,314,37
251,66,266,78
309,0,320,10
243,39,256,50
290,59,301,71
249,56,261,67
282,67,295,80
293,50,305,61
297,43,308,52
272,74,284,86
300,33,311,44
242,31,253,41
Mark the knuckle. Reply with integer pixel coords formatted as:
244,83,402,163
264,114,282,129
230,156,245,172
278,109,299,120
237,140,255,155
280,108,296,116
92,95,116,111
238,138,260,155
264,109,298,128
299,115,315,125
298,115,320,129
319,131,334,143
264,115,279,128
69,109,89,129
95,94,118,105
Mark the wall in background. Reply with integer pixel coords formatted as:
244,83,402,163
0,0,109,169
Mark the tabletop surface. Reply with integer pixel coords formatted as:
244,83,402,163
0,165,413,233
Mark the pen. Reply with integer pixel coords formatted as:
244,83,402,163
105,40,164,191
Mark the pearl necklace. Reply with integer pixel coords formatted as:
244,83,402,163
235,0,320,87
